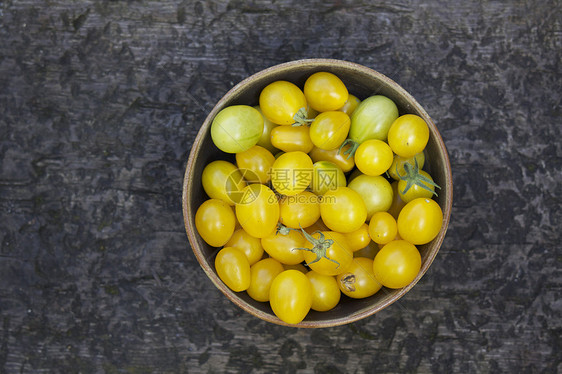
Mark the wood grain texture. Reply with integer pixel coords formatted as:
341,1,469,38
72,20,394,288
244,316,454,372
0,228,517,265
0,0,560,373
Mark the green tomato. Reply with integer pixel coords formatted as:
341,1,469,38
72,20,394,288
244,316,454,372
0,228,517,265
211,105,264,153
349,95,399,143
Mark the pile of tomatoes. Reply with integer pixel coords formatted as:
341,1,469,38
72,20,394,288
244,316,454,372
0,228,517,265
195,72,443,325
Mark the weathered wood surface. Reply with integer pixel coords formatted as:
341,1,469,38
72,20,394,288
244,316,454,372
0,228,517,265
0,0,560,373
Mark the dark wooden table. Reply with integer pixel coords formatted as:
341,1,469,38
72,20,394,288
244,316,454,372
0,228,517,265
1,1,560,373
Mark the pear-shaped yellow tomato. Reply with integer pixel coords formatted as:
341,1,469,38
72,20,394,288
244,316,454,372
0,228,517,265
254,105,279,153
270,151,313,196
304,72,349,112
368,212,397,245
259,81,308,126
387,181,407,219
201,160,246,205
309,111,350,151
373,240,421,289
215,247,251,292
225,228,264,266
306,270,341,312
320,187,367,233
269,270,313,324
247,258,284,302
235,145,275,184
235,184,279,238
211,105,264,153
337,257,382,298
282,262,309,273
279,191,321,229
343,223,371,252
338,94,361,116
261,226,306,265
270,125,314,153
309,144,355,173
195,199,236,247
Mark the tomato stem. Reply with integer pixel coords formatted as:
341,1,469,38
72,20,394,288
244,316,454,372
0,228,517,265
398,158,441,196
292,107,314,126
293,228,340,268
276,223,294,235
338,138,358,159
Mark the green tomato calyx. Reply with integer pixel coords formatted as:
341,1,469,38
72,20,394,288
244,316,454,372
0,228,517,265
398,158,441,196
294,228,340,268
338,138,359,159
276,223,293,236
292,107,314,126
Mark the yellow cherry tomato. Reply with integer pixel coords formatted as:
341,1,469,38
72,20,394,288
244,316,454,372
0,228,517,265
387,181,407,219
355,139,394,176
337,257,382,298
279,191,321,229
398,169,437,203
387,114,430,158
304,218,329,235
320,187,367,233
373,240,421,289
247,258,284,302
309,144,355,173
368,212,398,245
343,223,371,252
201,160,246,205
215,247,251,292
397,198,443,245
306,270,341,312
254,105,279,153
311,161,346,196
259,81,308,126
309,111,351,151
270,125,314,153
353,242,379,259
235,184,279,238
269,270,313,324
304,72,349,112
283,262,309,273
338,94,361,116
235,145,275,184
388,152,425,180
195,199,236,247
225,228,264,265
299,230,353,276
270,151,313,196
261,227,306,265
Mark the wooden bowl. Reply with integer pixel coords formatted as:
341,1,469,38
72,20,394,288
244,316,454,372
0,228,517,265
182,59,453,328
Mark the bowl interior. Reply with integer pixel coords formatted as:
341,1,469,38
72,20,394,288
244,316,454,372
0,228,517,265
182,59,452,328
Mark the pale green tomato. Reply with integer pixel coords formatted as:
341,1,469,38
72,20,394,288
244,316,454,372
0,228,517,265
211,105,264,153
349,95,399,143
347,174,393,220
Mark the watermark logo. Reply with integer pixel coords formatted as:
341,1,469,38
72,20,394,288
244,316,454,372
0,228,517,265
225,167,341,205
